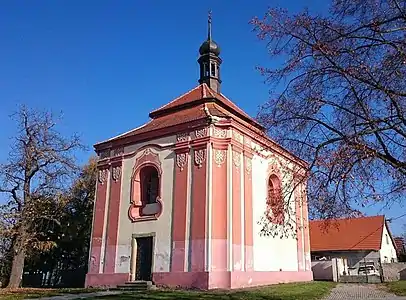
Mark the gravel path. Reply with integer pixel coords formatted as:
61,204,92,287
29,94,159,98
324,284,406,300
26,290,123,300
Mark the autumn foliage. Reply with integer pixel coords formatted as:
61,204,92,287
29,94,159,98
251,0,406,220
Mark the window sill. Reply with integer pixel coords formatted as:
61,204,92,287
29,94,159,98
131,215,158,222
128,198,163,222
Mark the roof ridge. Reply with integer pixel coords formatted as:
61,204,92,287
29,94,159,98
203,83,216,98
202,83,208,98
150,84,203,115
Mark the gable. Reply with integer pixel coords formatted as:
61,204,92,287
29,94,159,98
381,222,397,253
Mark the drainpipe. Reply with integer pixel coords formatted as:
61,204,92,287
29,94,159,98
364,258,368,283
335,258,339,282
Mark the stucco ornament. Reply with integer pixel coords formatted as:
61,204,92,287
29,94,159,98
176,132,189,142
213,127,227,138
244,136,251,147
233,151,241,168
233,130,243,143
99,150,110,159
195,127,207,139
176,153,188,171
194,149,206,168
113,147,124,157
214,149,226,167
268,153,286,174
133,148,162,176
112,166,121,181
98,169,108,184
245,157,252,174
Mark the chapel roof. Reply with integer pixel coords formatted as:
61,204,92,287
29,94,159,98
95,83,266,147
93,14,307,167
149,83,260,125
309,215,393,252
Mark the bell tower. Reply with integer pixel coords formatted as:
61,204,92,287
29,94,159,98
198,11,222,93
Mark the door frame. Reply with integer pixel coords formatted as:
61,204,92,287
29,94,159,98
131,232,156,281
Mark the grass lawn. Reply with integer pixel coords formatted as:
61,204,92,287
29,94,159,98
384,281,406,296
91,282,336,300
0,288,102,300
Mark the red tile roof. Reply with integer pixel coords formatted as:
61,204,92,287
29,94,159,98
118,104,209,139
309,215,386,251
97,83,265,145
394,237,405,254
150,83,262,128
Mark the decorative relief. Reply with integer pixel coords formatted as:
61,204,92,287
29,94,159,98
194,127,207,139
214,127,227,138
233,151,241,168
99,150,110,160
245,136,252,147
268,153,286,174
268,162,281,177
176,153,188,171
98,169,108,184
233,130,243,144
176,132,189,142
194,149,206,168
214,149,226,167
113,147,124,157
245,158,252,174
133,147,162,177
112,166,121,181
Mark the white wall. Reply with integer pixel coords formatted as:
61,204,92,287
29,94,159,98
251,153,298,272
380,223,398,263
115,135,176,274
312,260,333,280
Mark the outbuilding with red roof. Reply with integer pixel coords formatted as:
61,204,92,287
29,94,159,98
310,215,398,275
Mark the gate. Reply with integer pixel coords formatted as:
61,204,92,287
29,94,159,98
338,258,383,283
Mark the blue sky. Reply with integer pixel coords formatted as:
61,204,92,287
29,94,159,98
0,0,404,235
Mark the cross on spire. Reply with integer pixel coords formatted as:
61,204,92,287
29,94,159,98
208,10,212,40
198,9,222,93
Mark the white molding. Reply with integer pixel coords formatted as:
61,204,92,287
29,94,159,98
100,170,111,273
300,184,305,271
227,144,233,271
185,152,192,271
206,143,213,271
240,152,245,271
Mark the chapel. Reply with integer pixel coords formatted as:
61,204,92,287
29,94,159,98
85,15,313,289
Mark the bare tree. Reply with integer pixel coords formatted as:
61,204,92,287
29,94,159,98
250,0,406,223
0,106,84,288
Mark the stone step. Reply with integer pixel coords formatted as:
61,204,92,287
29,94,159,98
116,280,155,291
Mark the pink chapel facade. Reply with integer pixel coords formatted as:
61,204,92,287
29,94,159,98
85,19,313,290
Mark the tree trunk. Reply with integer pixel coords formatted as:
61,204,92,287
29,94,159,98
7,238,26,288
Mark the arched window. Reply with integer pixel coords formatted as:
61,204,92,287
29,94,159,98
211,63,216,77
204,62,209,77
128,148,163,222
267,175,284,225
140,166,159,205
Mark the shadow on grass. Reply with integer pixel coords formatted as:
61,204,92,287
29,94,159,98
92,282,336,300
384,281,406,296
0,288,102,300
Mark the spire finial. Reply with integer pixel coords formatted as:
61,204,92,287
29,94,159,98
208,10,212,40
